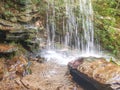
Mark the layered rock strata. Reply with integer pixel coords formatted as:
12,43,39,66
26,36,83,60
0,0,44,83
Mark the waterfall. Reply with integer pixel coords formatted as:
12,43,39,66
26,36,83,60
46,0,100,55
46,0,56,49
79,0,95,54
64,0,80,50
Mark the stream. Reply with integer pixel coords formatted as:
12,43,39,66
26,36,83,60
0,56,83,90
34,49,100,90
24,60,83,90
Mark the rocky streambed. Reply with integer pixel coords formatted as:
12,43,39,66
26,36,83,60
1,52,120,90
0,59,83,90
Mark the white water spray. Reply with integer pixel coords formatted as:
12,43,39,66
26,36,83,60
41,0,103,65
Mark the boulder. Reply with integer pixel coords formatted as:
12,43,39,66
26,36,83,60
68,57,120,90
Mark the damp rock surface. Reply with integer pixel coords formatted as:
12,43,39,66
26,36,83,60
68,57,120,90
0,44,17,54
18,61,83,90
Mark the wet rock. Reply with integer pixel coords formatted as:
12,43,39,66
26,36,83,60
9,16,17,23
0,0,39,23
0,0,43,52
6,33,28,41
68,58,120,90
7,55,28,77
0,44,17,54
28,54,45,63
18,15,33,23
4,26,39,51
13,61,83,90
0,59,4,80
5,29,34,41
0,79,27,90
21,39,39,52
68,58,84,69
0,18,22,31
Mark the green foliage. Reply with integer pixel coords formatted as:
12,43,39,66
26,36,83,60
93,0,120,26
4,11,13,17
4,4,10,8
94,22,120,56
31,0,41,4
93,0,120,57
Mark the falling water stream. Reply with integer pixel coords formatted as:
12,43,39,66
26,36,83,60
34,0,114,89
40,0,104,65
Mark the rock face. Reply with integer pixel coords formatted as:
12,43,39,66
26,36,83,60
0,0,44,51
0,0,45,83
0,0,39,23
0,44,17,54
68,58,120,90
0,18,22,31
